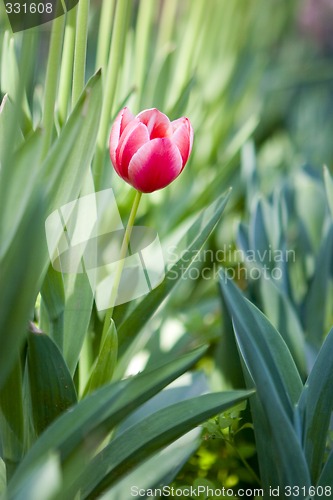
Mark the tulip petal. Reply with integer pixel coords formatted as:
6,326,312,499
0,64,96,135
128,138,183,193
116,121,149,179
171,117,194,168
136,108,171,139
109,108,134,168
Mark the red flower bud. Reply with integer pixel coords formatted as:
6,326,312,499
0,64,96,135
109,107,193,193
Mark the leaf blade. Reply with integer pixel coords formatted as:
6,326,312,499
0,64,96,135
66,390,254,498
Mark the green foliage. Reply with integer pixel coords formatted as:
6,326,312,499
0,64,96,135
216,157,333,498
27,332,77,437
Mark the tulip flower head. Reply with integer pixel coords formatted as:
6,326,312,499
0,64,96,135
109,107,193,193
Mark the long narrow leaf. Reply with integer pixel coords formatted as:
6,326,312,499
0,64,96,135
219,270,303,411
297,327,333,483
0,197,45,389
324,165,333,219
27,332,77,437
64,390,254,498
9,346,208,491
220,272,310,491
316,448,333,493
302,225,333,350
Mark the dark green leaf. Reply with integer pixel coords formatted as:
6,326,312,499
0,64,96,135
84,320,118,395
220,270,303,411
40,265,65,352
219,271,310,490
302,225,333,350
27,332,77,436
10,346,208,490
65,390,254,498
297,327,333,483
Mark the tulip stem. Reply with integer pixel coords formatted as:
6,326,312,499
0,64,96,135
102,190,142,342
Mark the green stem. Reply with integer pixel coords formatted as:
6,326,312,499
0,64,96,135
224,437,262,486
92,0,131,191
102,190,142,340
72,0,90,107
41,13,65,158
58,6,77,125
95,0,116,72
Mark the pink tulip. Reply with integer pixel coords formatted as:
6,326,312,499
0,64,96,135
109,107,193,193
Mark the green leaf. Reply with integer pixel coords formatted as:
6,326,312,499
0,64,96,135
27,332,77,436
0,129,43,259
219,271,310,491
117,189,231,362
295,171,326,254
0,31,32,131
42,70,102,215
0,196,45,390
63,273,94,376
302,225,333,350
6,453,62,500
63,390,253,498
0,458,6,495
260,278,307,378
297,327,333,483
0,355,24,476
167,75,196,120
40,265,65,352
249,197,271,270
236,221,250,254
0,94,24,154
0,71,103,388
316,448,333,493
84,320,118,395
219,270,303,411
61,171,98,376
324,165,333,218
106,433,200,500
10,346,208,489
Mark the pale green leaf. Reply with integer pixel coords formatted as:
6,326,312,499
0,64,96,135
324,165,333,218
